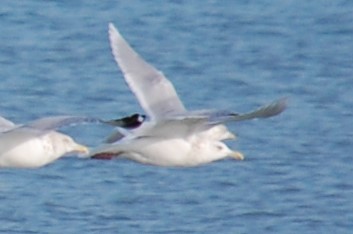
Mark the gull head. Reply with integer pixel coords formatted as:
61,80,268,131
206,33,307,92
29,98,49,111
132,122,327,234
50,132,89,157
105,113,146,129
207,141,244,162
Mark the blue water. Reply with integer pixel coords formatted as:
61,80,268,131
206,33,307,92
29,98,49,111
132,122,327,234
0,1,352,233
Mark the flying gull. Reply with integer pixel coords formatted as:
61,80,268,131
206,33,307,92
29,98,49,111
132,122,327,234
90,23,286,167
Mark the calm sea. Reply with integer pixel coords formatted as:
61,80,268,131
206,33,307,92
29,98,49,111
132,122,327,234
0,1,352,233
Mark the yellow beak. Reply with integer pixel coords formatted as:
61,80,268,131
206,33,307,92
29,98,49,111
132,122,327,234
74,144,90,155
229,151,244,160
227,132,237,140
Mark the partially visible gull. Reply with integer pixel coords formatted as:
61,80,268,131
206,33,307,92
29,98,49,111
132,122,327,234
90,23,287,167
0,116,100,168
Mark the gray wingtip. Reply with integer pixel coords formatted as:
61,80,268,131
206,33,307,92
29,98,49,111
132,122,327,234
108,22,116,33
266,97,288,117
230,97,288,122
108,22,120,38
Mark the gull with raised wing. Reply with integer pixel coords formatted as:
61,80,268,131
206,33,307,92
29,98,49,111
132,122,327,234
90,23,287,167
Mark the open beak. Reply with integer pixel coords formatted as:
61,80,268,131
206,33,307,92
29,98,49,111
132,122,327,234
229,151,244,160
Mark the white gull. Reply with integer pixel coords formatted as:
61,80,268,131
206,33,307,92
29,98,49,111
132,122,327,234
90,23,286,167
0,116,100,168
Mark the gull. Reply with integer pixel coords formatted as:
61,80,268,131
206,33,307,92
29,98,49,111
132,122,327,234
90,23,287,167
0,116,16,132
0,115,102,169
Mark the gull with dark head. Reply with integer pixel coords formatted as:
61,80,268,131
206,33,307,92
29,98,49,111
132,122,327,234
90,23,287,167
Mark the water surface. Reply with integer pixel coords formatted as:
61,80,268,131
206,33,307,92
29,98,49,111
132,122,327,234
0,1,352,233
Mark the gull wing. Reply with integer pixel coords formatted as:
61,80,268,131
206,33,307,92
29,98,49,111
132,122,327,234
0,116,16,132
109,23,186,120
104,130,126,143
104,127,135,143
104,98,286,139
227,97,287,122
0,128,43,157
205,98,287,123
168,98,287,124
24,116,103,132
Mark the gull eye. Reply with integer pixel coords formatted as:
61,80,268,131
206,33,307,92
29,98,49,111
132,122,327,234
62,137,71,144
216,144,224,151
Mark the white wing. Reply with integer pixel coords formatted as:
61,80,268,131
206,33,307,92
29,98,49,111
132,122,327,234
109,23,186,120
203,98,288,123
0,126,48,154
0,116,16,132
144,98,287,137
24,116,102,132
228,98,287,122
104,98,286,141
